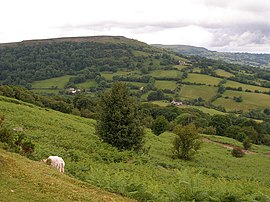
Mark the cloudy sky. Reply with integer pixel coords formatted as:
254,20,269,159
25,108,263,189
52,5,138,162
1,0,270,53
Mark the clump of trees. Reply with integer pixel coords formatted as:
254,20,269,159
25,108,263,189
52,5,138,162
95,82,144,150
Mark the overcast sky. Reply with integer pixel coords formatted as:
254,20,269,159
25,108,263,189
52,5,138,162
1,0,270,53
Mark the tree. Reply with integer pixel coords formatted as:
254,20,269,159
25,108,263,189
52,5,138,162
172,124,202,160
95,82,144,150
209,115,231,136
151,115,169,135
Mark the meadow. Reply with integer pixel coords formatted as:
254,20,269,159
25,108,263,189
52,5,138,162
1,96,270,201
180,85,217,101
155,80,177,89
214,69,234,78
213,90,270,111
183,73,222,86
149,70,182,79
32,75,72,89
224,80,270,92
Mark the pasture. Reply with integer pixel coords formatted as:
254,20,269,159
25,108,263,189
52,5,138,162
155,80,177,89
213,90,270,111
224,80,270,92
215,69,234,78
183,73,222,86
75,79,97,89
32,75,72,89
180,85,218,101
1,96,270,201
149,70,182,78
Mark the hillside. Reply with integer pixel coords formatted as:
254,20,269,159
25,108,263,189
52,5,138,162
1,96,270,201
0,149,134,202
153,44,270,69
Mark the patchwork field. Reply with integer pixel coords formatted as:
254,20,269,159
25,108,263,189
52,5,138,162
75,80,97,88
178,105,226,115
149,70,182,78
183,73,222,86
213,90,270,111
155,80,177,89
224,80,270,92
32,75,72,89
214,69,234,78
180,85,217,101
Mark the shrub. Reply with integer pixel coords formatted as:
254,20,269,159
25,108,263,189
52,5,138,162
243,137,252,150
151,115,169,135
231,147,245,158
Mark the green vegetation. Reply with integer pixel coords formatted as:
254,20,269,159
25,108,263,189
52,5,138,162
149,70,182,79
214,90,270,111
0,149,133,202
180,85,217,101
96,82,144,150
224,80,270,92
32,75,72,89
1,96,270,201
172,124,202,160
155,80,177,89
183,73,222,86
215,69,234,78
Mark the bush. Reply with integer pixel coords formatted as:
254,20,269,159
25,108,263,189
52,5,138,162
151,115,169,135
231,147,245,158
243,137,252,150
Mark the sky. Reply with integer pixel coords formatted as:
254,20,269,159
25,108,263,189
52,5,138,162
1,0,270,53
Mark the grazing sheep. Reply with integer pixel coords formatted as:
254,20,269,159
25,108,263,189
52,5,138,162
43,156,65,173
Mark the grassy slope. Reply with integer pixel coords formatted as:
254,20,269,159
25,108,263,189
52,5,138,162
180,85,217,101
0,149,133,202
224,80,270,92
214,90,270,111
1,96,270,201
183,73,222,85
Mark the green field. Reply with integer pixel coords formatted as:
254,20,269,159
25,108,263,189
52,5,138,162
192,67,201,73
180,85,218,101
31,89,59,95
75,79,97,88
149,70,182,78
155,80,177,89
101,71,138,80
183,73,222,86
1,96,270,201
32,75,72,89
224,80,270,92
215,69,234,78
173,65,186,70
179,105,226,115
213,90,270,111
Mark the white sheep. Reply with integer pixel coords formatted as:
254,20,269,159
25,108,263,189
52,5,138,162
43,156,65,173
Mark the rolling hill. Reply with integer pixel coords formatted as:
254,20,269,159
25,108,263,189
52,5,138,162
1,95,270,201
153,44,270,69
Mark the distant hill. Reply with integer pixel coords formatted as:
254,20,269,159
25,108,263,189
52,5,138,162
153,44,270,69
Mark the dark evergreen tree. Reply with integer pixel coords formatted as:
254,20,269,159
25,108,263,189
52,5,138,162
95,82,144,150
